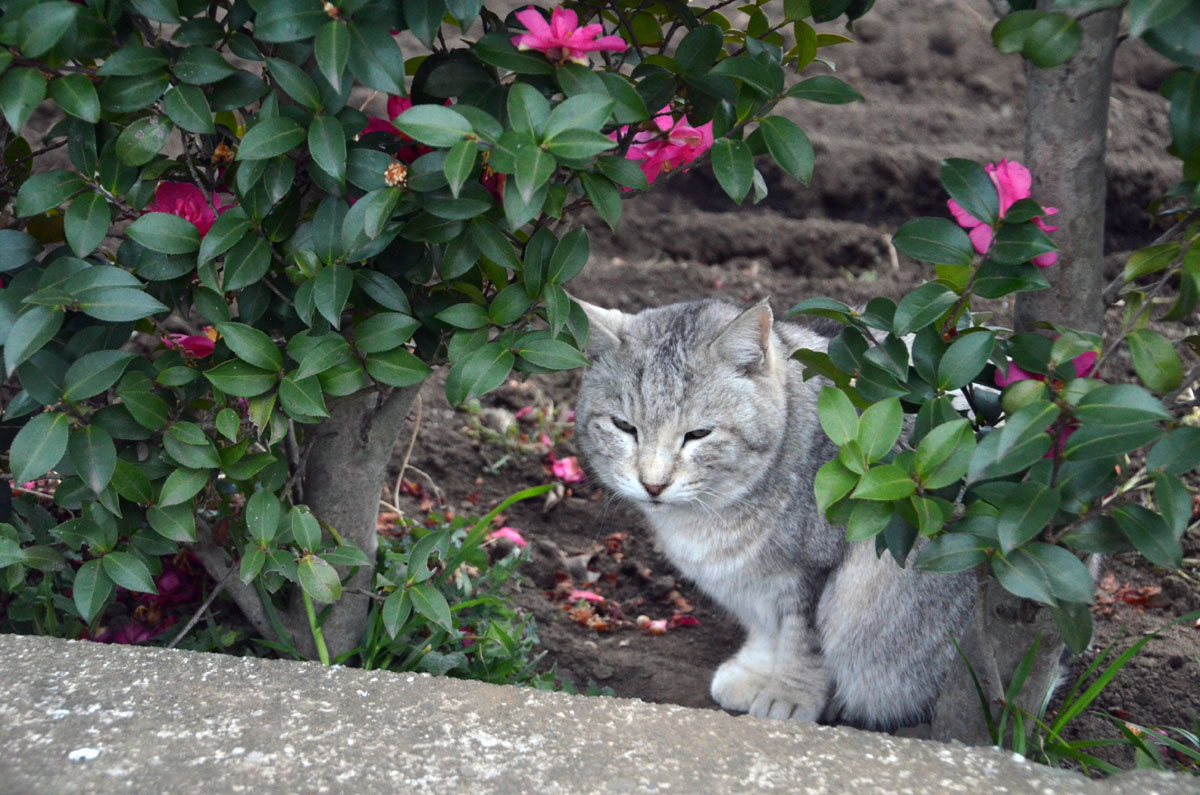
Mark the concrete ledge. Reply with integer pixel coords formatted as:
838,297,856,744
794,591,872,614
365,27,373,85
0,634,1191,794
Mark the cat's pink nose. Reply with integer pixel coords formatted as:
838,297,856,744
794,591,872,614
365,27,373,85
641,481,667,497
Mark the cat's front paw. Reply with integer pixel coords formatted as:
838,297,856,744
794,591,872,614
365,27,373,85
710,657,827,722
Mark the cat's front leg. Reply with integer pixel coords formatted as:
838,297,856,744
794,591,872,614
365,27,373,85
710,615,830,721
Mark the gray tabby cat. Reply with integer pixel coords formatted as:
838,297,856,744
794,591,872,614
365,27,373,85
574,298,973,730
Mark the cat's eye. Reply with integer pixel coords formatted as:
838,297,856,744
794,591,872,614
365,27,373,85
611,417,637,436
683,428,712,443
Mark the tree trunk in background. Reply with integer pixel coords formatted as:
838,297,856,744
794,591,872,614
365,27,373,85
933,6,1122,745
284,385,422,659
1016,5,1121,335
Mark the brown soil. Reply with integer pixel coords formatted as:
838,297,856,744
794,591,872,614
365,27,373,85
388,0,1199,772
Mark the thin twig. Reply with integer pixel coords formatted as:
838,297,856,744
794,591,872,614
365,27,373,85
1101,209,1200,305
1163,363,1200,406
392,395,424,509
166,568,231,649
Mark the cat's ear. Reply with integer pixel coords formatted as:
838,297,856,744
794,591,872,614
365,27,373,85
573,298,629,356
712,300,774,371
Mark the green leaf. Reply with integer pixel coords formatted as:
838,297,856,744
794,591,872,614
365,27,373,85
814,458,857,515
4,306,63,376
0,67,46,132
68,425,116,494
489,285,532,326
992,10,1046,54
116,115,172,166
73,559,114,624
222,234,271,291
997,482,1060,553
266,57,321,111
989,222,1057,265
517,335,588,370
197,208,251,265
1147,427,1200,475
1060,516,1130,555
1129,0,1191,38
127,212,202,254
818,386,858,445
117,388,169,432
279,372,329,418
395,104,472,147
857,397,902,463
174,47,238,84
1074,383,1170,425
444,343,513,404
892,282,957,336
1025,543,1094,604
288,505,322,551
992,548,1055,605
77,287,169,322
710,138,754,204
544,93,615,139
98,47,169,77
513,143,556,205
16,169,84,217
940,158,998,226
62,351,136,402
350,314,418,357
1062,422,1162,461
308,115,347,184
364,348,432,387
11,412,69,484
293,334,351,380
915,534,989,573
759,116,814,185
111,458,154,503
130,0,180,24
162,84,214,134
245,490,281,545
203,359,277,397
547,227,589,284
409,581,453,630
541,129,614,160
19,1,79,58
1126,328,1182,394
313,264,353,329
298,556,342,603
102,551,156,594
1113,505,1181,569
581,173,621,232
915,419,975,489
1154,471,1191,537
443,138,477,199
674,24,723,73
403,0,447,47
1022,12,1082,68
893,218,974,267
49,74,100,124
240,546,266,584
346,22,407,95
786,75,863,104
237,117,306,161
215,322,282,372
597,155,649,190
471,33,554,75
98,71,170,114
846,499,893,541
851,464,915,501
315,21,350,93
382,590,411,637
254,0,326,43
0,229,41,271
1050,601,1093,656
64,193,111,258
158,467,209,507
938,331,994,390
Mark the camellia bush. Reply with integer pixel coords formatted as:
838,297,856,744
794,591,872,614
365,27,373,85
0,0,874,664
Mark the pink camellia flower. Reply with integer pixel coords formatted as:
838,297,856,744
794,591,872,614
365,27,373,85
514,406,535,421
550,454,585,483
567,588,605,603
511,6,627,65
946,158,1059,267
613,107,714,185
145,182,225,236
162,330,216,358
993,350,1096,388
487,526,528,547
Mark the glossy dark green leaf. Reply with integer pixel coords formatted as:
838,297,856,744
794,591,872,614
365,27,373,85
443,138,477,198
786,75,863,104
1062,422,1162,461
127,212,201,254
346,22,407,95
222,234,272,291
674,24,723,73
989,222,1057,265
308,115,347,184
938,330,994,390
157,467,209,507
409,581,453,630
78,286,169,322
580,173,621,232
279,372,329,418
1147,426,1200,475
940,158,998,226
245,489,281,545
67,425,116,494
857,398,902,464
444,342,513,404
116,115,172,166
364,348,432,387
759,116,814,185
1126,328,1183,394
254,0,326,42
64,193,111,258
162,84,215,133
288,505,322,551
992,548,1055,605
237,117,306,161
203,359,276,397
914,533,989,573
10,411,69,484
215,322,282,372
1113,504,1181,569
174,47,237,84
315,21,350,93
297,556,342,603
0,67,47,132
73,559,114,623
893,218,974,267
0,229,41,271
997,482,1060,553
16,169,85,217
267,57,321,110
197,208,251,265
1074,383,1170,425
97,71,169,113
516,334,588,370
814,458,857,515
103,551,156,594
851,464,915,501
892,282,957,336
62,350,136,402
710,138,754,204
49,74,100,123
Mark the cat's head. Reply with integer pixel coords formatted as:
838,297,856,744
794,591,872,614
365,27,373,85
574,299,816,511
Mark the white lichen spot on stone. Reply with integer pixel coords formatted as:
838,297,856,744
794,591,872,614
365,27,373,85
68,747,101,761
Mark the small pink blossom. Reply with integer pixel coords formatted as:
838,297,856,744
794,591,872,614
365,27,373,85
162,331,215,358
567,589,605,602
612,108,714,185
946,158,1059,267
511,6,627,65
551,454,585,483
514,406,535,421
145,182,225,236
539,432,553,448
488,526,528,547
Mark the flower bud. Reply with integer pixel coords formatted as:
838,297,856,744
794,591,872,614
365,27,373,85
1001,378,1047,414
